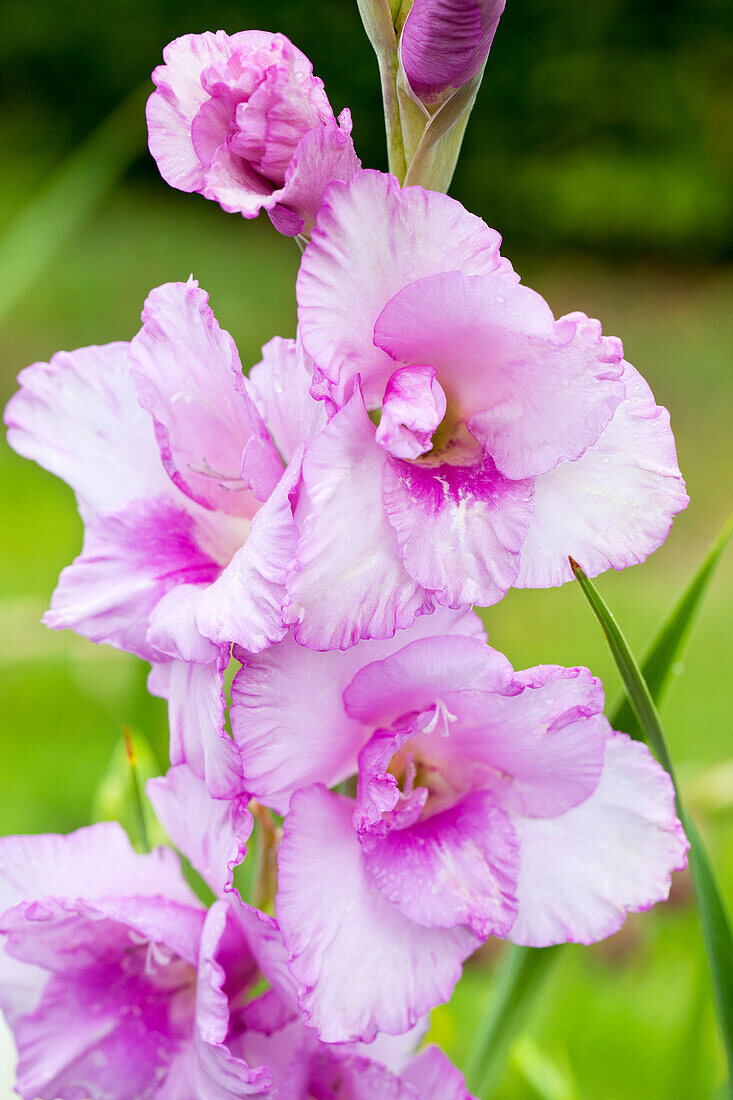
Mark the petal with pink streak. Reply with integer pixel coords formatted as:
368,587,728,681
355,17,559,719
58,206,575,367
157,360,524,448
146,31,278,193
248,337,326,464
129,280,281,515
508,734,688,947
374,273,625,480
4,342,166,523
276,786,479,1043
43,496,223,662
195,451,302,653
515,362,689,588
402,1044,476,1099
148,657,243,800
147,765,252,897
296,169,511,407
285,389,429,650
308,1050,412,1099
364,791,519,937
230,608,485,814
382,451,534,608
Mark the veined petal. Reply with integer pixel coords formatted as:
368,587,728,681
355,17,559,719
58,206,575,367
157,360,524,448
508,734,688,946
129,280,281,515
515,362,689,587
4,342,166,523
402,1044,477,1099
276,786,479,1043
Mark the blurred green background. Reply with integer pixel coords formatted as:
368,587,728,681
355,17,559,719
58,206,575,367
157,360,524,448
0,1,731,1097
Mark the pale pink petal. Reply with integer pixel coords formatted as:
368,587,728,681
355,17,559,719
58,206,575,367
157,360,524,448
343,633,512,729
308,1051,413,1099
364,791,519,937
382,450,534,607
147,31,277,192
129,280,281,515
248,337,326,464
146,583,222,664
285,389,430,650
374,273,625,480
4,342,166,523
516,362,689,587
0,822,196,916
195,453,302,653
44,497,222,661
403,1044,476,1099
147,657,243,800
230,608,484,813
147,765,252,897
276,786,479,1043
443,666,609,817
296,170,511,406
508,734,688,946
376,365,447,460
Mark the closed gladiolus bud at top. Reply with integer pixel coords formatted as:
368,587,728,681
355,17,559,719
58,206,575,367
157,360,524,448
400,0,506,104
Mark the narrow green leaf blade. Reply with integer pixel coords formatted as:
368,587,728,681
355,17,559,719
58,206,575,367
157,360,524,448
612,514,733,738
570,559,733,1090
464,945,562,1095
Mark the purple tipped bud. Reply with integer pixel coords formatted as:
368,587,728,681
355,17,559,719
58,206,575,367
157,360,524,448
400,0,506,102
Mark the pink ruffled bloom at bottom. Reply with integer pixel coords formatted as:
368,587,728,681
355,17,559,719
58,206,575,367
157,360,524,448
229,619,688,1042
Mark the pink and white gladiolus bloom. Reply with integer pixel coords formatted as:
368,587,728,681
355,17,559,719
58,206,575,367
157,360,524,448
147,32,360,236
287,170,689,648
230,623,688,1042
4,279,325,798
0,774,475,1100
400,0,506,104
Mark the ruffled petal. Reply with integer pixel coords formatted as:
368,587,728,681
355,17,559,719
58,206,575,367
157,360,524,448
343,633,512,728
129,280,281,515
0,822,196,916
296,170,510,407
515,362,689,587
4,342,166,523
276,786,479,1043
148,658,243,800
382,450,534,607
285,388,429,650
268,116,361,236
374,273,625,480
147,765,252,897
508,734,689,946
